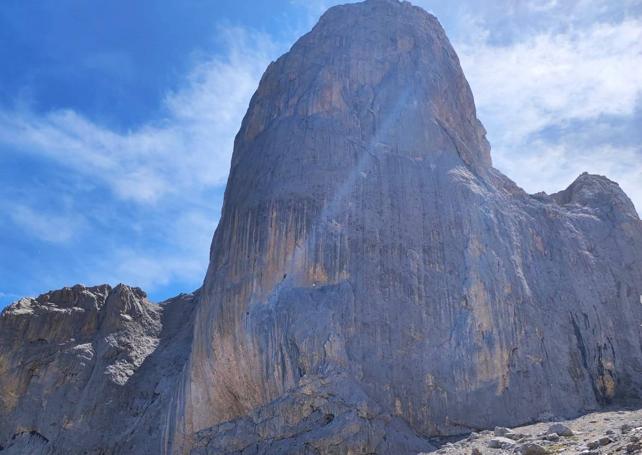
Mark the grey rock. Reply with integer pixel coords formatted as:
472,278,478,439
506,432,529,441
586,437,615,450
488,437,516,449
181,0,642,449
495,426,512,437
519,442,547,455
0,284,197,454
190,372,435,455
628,442,642,453
587,440,600,449
548,423,574,437
544,433,560,441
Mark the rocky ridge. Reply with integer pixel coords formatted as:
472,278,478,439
0,284,196,454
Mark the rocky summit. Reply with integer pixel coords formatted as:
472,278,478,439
0,284,196,454
1,1,641,454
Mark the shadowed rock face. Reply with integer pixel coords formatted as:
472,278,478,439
1,1,641,454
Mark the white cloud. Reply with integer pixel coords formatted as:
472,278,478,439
459,19,642,144
526,0,560,12
8,204,86,244
85,210,216,292
289,0,332,17
0,24,279,298
97,249,206,292
0,26,277,204
456,18,642,209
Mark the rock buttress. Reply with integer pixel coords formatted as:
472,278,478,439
179,0,642,451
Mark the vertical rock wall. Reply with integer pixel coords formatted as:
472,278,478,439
179,0,642,449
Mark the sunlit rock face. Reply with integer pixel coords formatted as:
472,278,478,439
180,0,642,451
0,285,196,454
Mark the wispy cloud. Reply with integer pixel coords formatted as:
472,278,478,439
8,204,86,244
0,24,280,300
525,0,559,13
459,19,642,144
0,26,277,204
89,208,219,291
455,14,642,209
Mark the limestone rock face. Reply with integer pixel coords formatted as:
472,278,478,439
190,373,436,454
1,1,642,454
0,284,196,454
180,0,642,450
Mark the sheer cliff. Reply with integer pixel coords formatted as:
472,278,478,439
1,1,641,454
179,0,642,450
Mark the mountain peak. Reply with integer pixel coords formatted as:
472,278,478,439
184,0,641,448
553,172,639,219
233,0,491,183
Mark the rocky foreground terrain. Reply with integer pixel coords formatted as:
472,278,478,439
431,407,642,454
1,0,641,453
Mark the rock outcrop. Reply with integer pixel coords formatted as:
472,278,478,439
0,285,196,454
1,0,641,454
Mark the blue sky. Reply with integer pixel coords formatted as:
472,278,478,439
1,0,641,308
